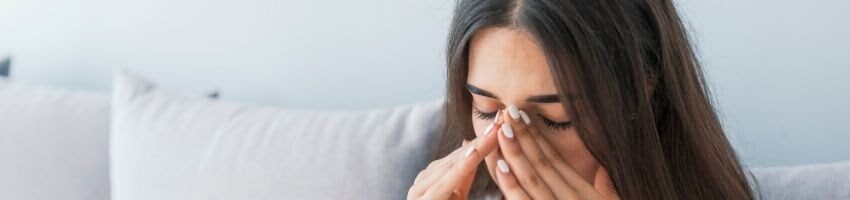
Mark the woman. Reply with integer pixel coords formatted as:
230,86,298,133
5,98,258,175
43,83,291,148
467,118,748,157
408,0,755,199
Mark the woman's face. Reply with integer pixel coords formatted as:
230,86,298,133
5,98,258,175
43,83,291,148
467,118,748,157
467,28,600,183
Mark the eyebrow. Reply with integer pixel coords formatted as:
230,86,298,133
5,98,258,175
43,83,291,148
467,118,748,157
465,83,561,103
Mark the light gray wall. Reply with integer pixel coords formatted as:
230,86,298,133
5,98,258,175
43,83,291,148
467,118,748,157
681,0,850,167
0,0,847,167
0,0,452,109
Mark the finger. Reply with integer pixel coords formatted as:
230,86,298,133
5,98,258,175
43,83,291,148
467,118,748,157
453,139,478,197
411,149,460,197
498,108,556,200
467,120,501,164
418,121,501,188
494,159,531,200
421,122,501,199
454,163,478,198
412,139,476,197
504,105,579,199
527,123,598,193
414,149,460,186
413,154,453,186
427,158,480,200
594,166,620,200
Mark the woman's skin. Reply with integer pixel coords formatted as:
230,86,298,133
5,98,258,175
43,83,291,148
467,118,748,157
408,28,621,199
467,28,600,186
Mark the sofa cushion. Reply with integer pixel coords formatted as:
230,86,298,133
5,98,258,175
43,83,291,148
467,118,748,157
751,160,850,199
110,72,443,200
0,78,111,200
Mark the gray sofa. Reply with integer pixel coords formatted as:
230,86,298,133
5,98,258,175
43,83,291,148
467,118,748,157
1,75,848,199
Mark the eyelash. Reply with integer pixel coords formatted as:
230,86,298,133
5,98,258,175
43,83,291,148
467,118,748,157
473,108,497,120
538,114,573,131
473,108,573,131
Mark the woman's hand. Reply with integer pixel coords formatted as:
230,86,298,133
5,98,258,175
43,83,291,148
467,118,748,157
494,106,620,200
407,119,502,200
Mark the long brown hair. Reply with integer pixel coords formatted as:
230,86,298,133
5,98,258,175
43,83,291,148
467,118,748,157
435,0,755,199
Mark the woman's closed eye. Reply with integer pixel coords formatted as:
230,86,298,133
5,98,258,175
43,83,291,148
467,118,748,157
538,114,573,131
474,107,572,131
473,107,498,120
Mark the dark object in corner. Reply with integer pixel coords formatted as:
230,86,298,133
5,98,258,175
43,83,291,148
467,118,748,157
207,91,220,100
0,57,9,77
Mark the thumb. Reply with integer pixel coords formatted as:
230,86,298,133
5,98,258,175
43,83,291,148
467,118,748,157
594,166,620,200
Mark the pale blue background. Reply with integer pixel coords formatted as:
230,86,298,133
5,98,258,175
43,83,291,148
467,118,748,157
0,0,847,167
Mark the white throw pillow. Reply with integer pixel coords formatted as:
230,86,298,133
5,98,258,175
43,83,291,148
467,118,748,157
110,72,444,200
0,78,111,200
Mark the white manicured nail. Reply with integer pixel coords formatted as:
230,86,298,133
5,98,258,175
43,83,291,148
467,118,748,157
494,110,501,122
501,123,513,138
508,105,520,119
519,111,531,124
464,146,475,158
483,123,494,136
497,159,510,173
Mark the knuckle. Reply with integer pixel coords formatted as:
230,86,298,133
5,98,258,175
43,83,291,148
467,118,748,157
434,160,448,169
500,177,520,189
547,152,567,163
534,156,551,169
419,167,433,177
407,186,421,199
415,171,426,180
515,126,531,138
445,160,456,169
526,126,540,134
527,126,543,137
426,161,439,169
538,147,566,164
504,145,525,158
521,173,543,188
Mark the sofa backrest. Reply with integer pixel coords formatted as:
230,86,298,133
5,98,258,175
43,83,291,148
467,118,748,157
751,161,850,199
0,78,111,200
109,72,443,199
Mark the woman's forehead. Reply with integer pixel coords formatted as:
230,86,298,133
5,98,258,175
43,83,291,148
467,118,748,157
467,28,557,101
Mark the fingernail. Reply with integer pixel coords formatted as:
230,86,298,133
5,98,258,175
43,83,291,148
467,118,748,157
494,110,502,122
464,146,476,158
519,111,531,125
483,123,494,136
508,105,520,119
497,159,510,173
501,123,514,138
